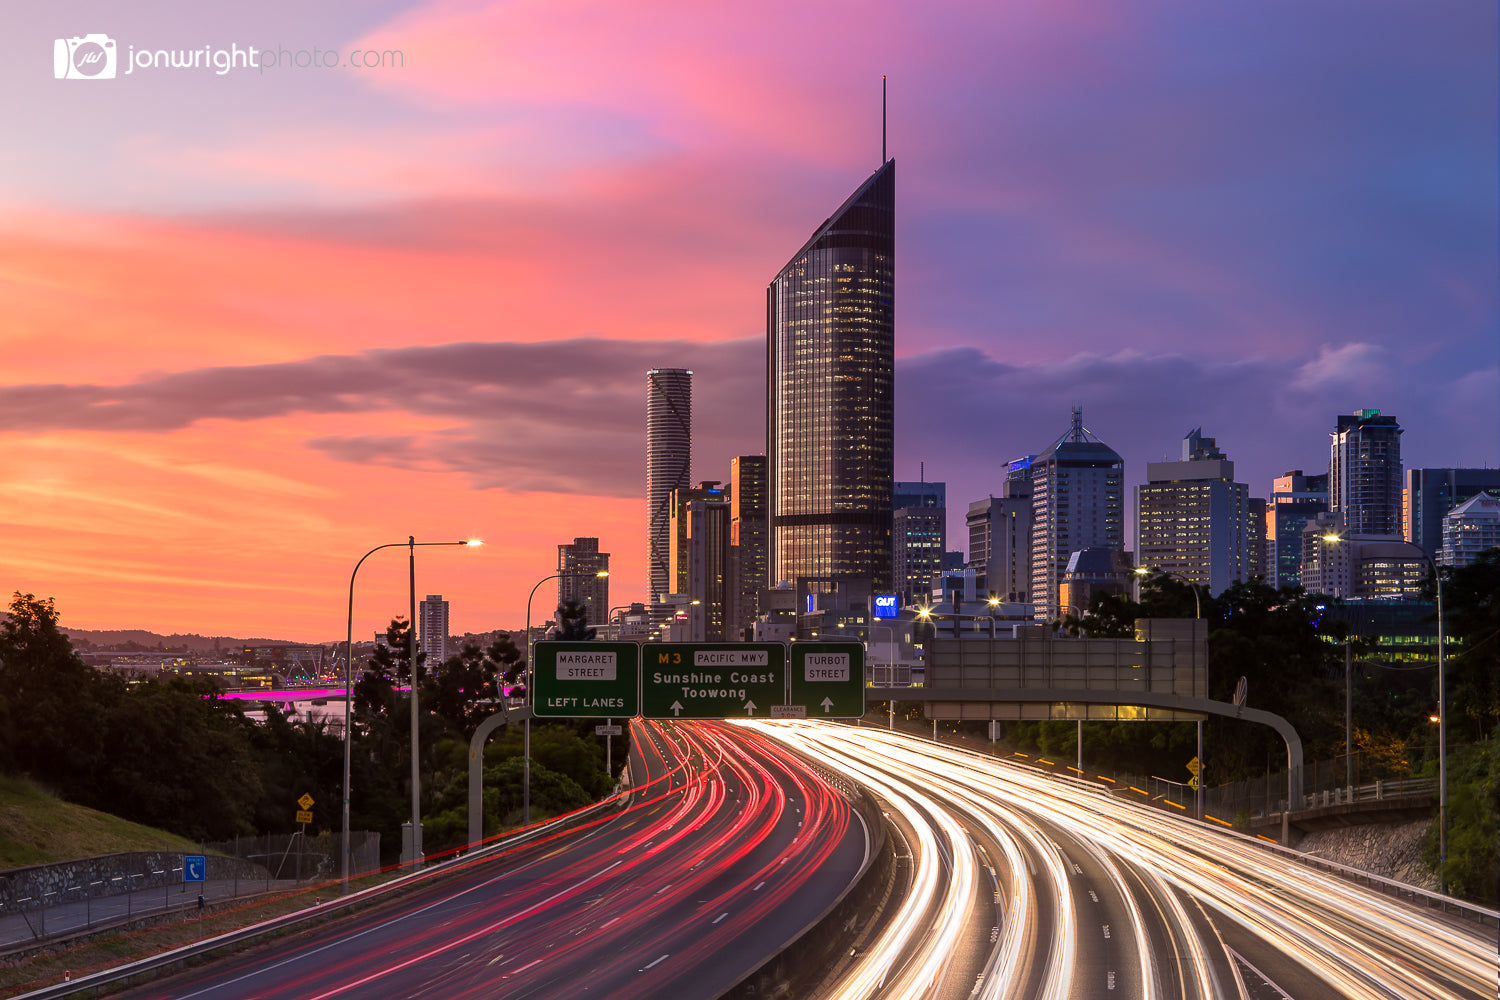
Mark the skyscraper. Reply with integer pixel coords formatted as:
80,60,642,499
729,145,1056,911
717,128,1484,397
1030,408,1124,615
1266,470,1329,589
729,455,768,637
418,595,450,669
767,159,895,611
892,481,945,605
557,537,609,626
1330,409,1403,536
1135,429,1252,595
669,484,732,641
647,368,692,609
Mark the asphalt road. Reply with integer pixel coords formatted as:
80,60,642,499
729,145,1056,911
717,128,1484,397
751,721,1497,1000
116,719,868,1000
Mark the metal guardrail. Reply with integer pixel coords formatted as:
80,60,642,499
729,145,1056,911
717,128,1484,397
10,795,626,1000
1299,776,1435,810
841,719,1497,930
1210,823,1499,930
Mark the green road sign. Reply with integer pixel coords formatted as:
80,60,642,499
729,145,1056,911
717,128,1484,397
533,641,640,718
642,643,785,719
787,641,865,719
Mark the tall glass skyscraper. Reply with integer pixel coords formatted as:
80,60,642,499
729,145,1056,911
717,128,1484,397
767,160,895,604
647,368,692,608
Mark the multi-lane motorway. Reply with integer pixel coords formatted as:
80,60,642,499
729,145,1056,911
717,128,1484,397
117,720,868,1000
748,721,1498,1000
101,718,1496,999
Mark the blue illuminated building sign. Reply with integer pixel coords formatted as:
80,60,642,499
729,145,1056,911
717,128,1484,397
872,595,899,618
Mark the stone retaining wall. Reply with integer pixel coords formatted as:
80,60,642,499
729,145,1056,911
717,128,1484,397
1292,818,1438,892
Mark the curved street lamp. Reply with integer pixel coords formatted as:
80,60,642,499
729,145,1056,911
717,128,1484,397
343,537,478,887
1134,566,1205,818
1322,532,1446,892
522,569,608,826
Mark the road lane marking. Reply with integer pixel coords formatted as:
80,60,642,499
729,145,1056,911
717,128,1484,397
753,880,765,891
641,954,670,971
1102,924,1111,939
713,912,729,924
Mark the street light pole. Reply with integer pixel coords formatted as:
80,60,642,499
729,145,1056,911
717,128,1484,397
523,569,608,827
1322,532,1446,892
343,537,476,888
1136,567,1204,818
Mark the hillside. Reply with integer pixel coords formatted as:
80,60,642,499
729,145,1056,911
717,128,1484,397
0,776,202,869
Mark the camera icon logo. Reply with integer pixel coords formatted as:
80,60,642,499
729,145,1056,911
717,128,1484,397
54,34,117,79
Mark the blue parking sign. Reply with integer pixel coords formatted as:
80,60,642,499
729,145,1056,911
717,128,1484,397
184,855,206,882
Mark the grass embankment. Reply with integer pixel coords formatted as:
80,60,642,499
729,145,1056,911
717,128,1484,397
0,776,202,869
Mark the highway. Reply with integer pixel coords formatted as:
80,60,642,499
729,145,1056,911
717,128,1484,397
116,719,868,1000
748,721,1497,1000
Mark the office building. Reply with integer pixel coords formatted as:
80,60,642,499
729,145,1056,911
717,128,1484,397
1266,470,1329,589
767,159,895,617
670,485,732,641
1438,492,1500,568
893,481,945,605
1058,548,1134,616
648,368,692,609
1330,410,1403,536
1135,429,1253,596
557,538,609,626
1030,408,1124,616
418,595,450,670
1403,468,1500,556
967,493,1032,604
1301,512,1426,600
729,456,768,638
1245,497,1267,582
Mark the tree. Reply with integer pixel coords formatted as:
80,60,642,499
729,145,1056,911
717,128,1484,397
554,600,596,640
1437,549,1500,744
0,593,111,793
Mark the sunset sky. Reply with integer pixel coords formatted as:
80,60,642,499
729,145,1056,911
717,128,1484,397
4,1,1496,642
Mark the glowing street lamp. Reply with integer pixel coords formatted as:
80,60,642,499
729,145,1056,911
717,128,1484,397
1323,532,1447,891
342,537,478,886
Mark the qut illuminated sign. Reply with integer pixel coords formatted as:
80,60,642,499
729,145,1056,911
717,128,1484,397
872,595,899,618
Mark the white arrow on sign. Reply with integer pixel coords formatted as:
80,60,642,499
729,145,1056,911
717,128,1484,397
670,701,684,717
744,700,757,716
820,697,834,714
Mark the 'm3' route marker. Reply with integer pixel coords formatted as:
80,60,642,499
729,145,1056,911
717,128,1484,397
641,643,785,720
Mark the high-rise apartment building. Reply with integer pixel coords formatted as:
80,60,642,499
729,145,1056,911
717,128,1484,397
1030,408,1124,616
729,456,768,637
557,537,610,627
1330,410,1403,536
767,160,895,613
418,595,450,669
647,368,692,609
1403,468,1500,556
1135,429,1253,596
669,485,732,641
1266,470,1329,589
893,481,945,605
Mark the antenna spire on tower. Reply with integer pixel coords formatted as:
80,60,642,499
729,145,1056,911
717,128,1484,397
881,75,887,164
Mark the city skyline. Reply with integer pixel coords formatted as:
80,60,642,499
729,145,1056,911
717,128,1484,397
3,1,1495,640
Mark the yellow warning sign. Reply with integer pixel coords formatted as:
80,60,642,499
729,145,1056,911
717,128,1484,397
297,792,315,811
1186,757,1200,776
296,810,314,824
